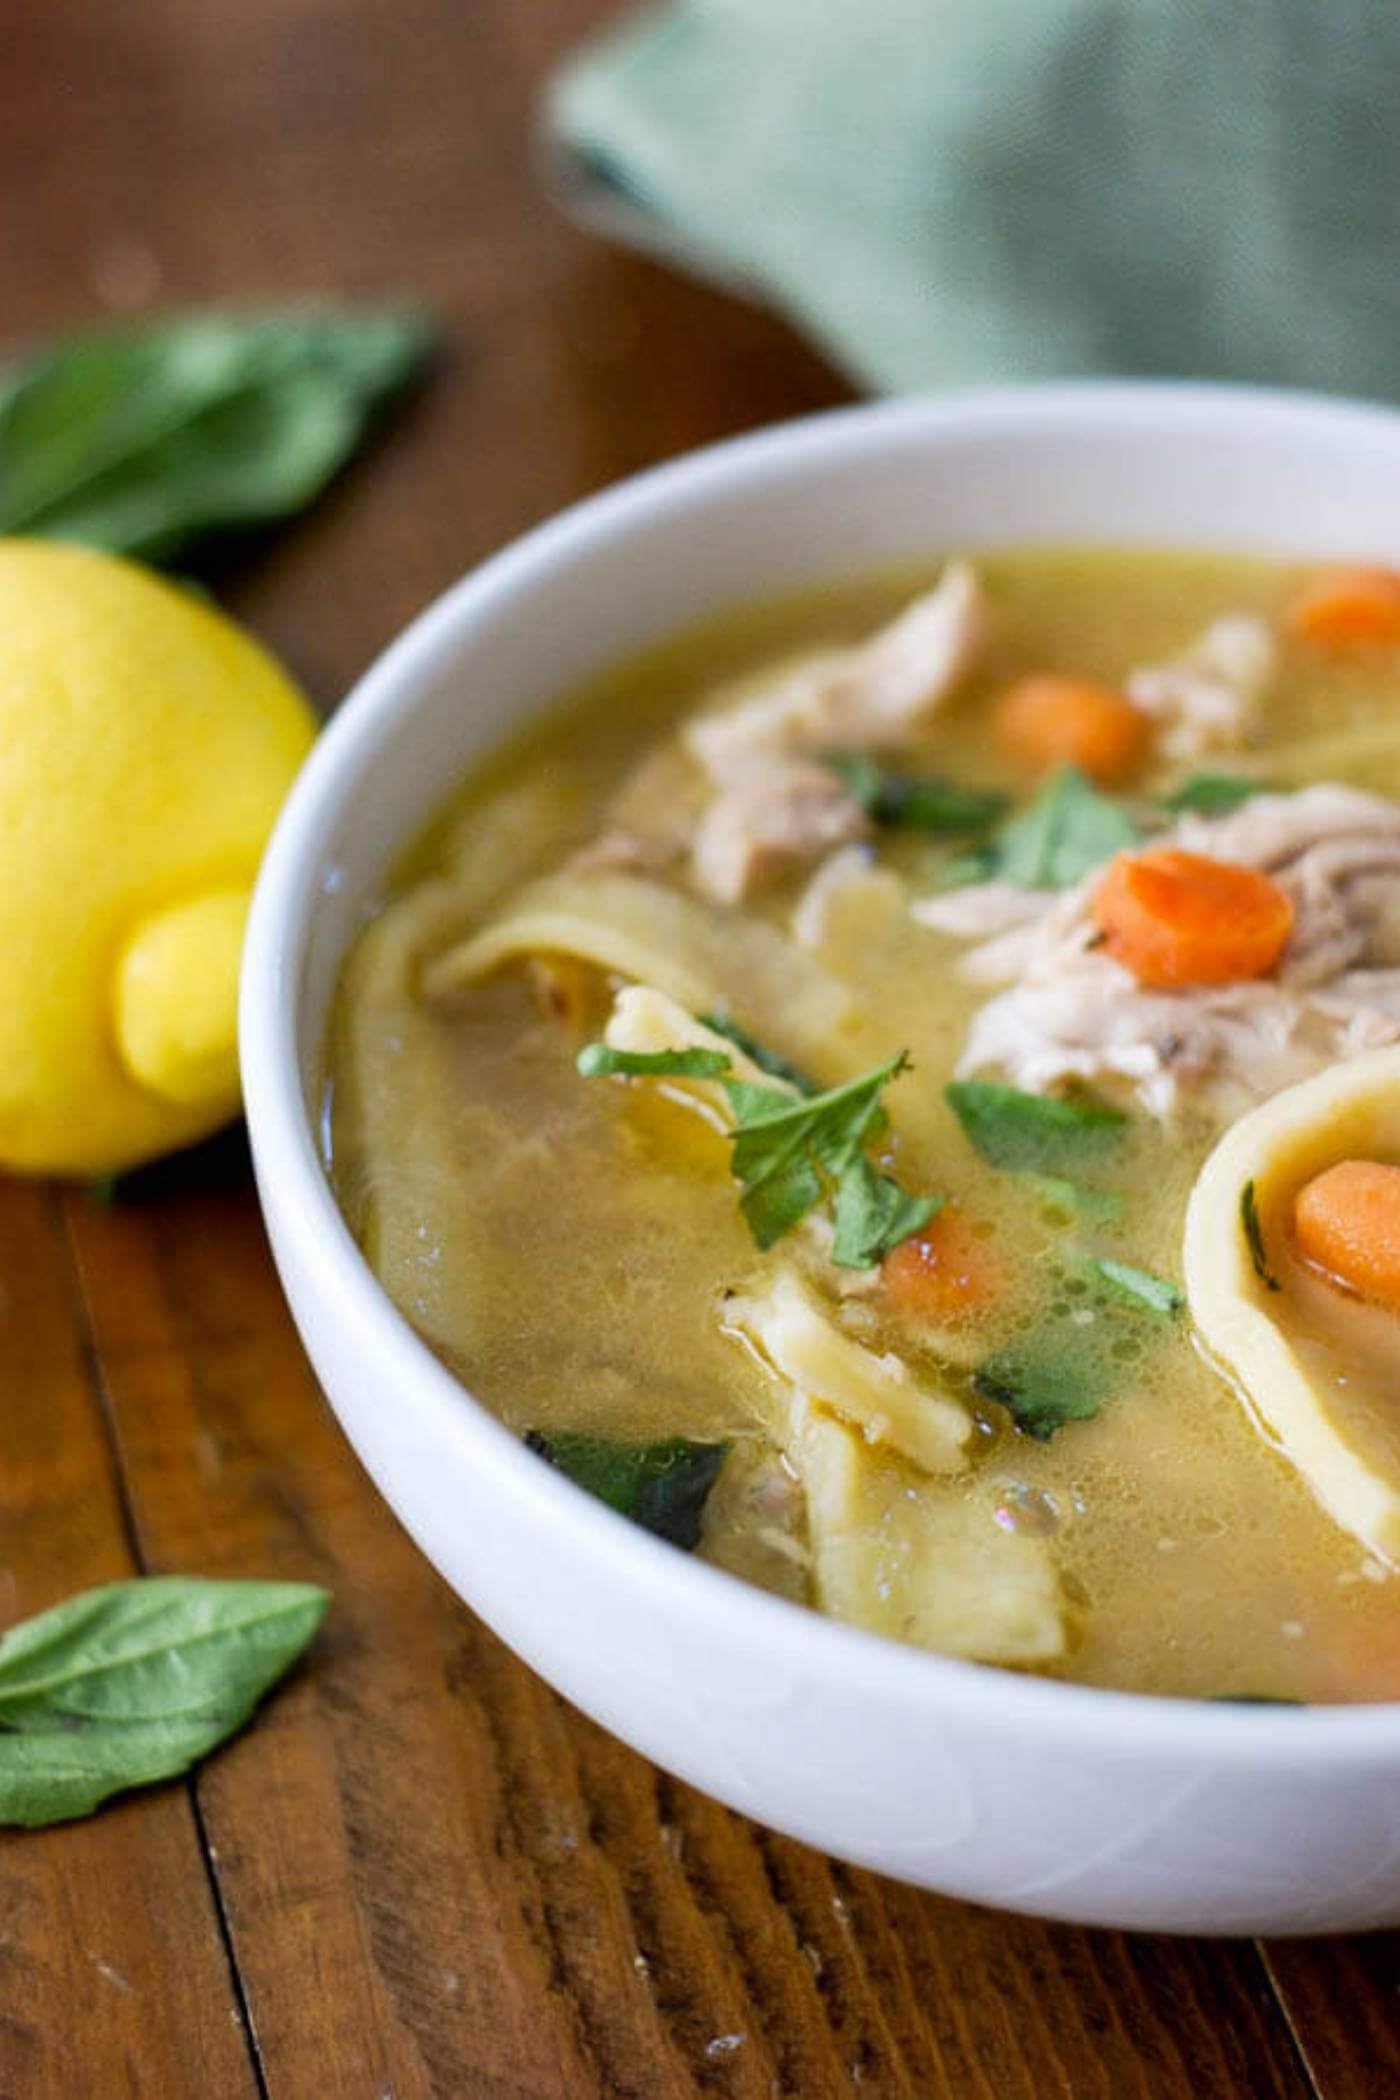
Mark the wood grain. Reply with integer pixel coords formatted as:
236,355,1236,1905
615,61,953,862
0,0,1395,2094
0,1183,257,2100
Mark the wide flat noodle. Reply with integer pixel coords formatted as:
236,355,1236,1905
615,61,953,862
421,870,855,1070
332,881,505,1361
719,1264,1066,1665
793,1409,1068,1666
723,1269,972,1475
1184,1045,1400,1563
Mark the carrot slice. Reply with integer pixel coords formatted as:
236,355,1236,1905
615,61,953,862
1286,567,1400,650
882,1208,1003,1324
995,674,1151,784
1091,847,1293,989
1294,1160,1400,1313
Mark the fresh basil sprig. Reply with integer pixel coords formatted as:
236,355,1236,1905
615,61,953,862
578,1035,939,1267
0,307,434,563
1157,773,1260,816
974,1334,1110,1441
576,1043,730,1080
697,1011,815,1094
525,1432,729,1549
724,1054,941,1267
1241,1179,1280,1291
1084,1257,1184,1317
823,753,1007,835
943,765,1137,889
946,1078,1128,1177
0,1577,328,1828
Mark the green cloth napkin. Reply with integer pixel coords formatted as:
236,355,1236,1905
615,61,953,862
546,0,1398,396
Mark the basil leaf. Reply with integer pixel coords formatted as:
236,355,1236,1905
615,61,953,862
1158,773,1260,816
974,1335,1109,1441
1241,1179,1280,1291
830,1155,942,1269
0,1577,327,1828
1211,1693,1305,1707
946,1079,1128,1177
943,766,1138,891
1085,1257,1184,1317
724,1051,936,1265
1024,1174,1126,1225
577,1043,731,1080
525,1432,729,1549
823,753,1007,835
697,1011,814,1094
0,306,434,563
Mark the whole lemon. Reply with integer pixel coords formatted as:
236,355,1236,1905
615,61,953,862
0,539,316,1175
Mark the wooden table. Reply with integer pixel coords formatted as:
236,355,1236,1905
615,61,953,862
3,3,1397,2094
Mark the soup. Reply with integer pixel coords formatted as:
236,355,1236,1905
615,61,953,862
328,549,1400,1703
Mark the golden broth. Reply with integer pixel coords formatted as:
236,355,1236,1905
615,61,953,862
328,550,1400,1702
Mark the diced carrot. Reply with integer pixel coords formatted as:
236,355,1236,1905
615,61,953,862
994,674,1151,784
1294,1160,1400,1313
882,1208,1003,1324
1091,847,1294,989
1286,567,1400,650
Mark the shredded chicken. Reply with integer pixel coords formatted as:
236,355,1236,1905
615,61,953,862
685,563,987,783
691,761,869,905
566,827,679,880
918,785,1400,1116
1126,614,1275,761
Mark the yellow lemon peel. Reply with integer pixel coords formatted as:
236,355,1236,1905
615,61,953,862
0,538,315,1175
115,887,252,1110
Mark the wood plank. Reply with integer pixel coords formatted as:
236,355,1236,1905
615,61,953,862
0,1181,258,2100
1262,1938,1400,2100
62,1166,606,2100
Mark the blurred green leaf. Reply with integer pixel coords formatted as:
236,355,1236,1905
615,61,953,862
0,306,435,563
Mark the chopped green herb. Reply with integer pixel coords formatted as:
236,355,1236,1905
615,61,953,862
946,1079,1128,1177
831,1156,945,1270
724,1052,940,1266
524,1431,729,1550
578,1032,937,1267
577,1042,731,1080
697,1012,814,1094
1158,773,1260,816
1024,1174,1126,1225
1241,1179,1280,1291
824,753,1007,835
1210,1693,1306,1707
1085,1257,1184,1317
943,766,1138,890
974,1335,1109,1440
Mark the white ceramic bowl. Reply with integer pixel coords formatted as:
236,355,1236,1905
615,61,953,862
242,384,1400,1935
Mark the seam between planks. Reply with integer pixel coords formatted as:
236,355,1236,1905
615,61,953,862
56,1187,273,2100
1254,1944,1331,2100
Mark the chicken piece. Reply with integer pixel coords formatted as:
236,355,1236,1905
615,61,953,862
691,761,869,905
685,564,987,782
1181,783,1400,868
566,828,679,880
1126,614,1276,761
959,966,1350,1119
566,742,709,881
930,787,1400,1118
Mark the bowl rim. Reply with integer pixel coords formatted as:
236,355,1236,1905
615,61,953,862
242,378,1400,1762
